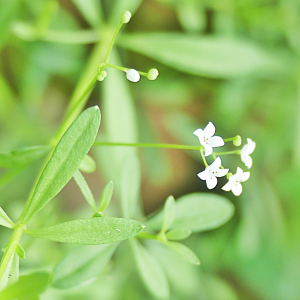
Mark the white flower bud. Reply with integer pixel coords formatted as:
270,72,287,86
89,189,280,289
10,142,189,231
121,11,131,24
147,68,159,80
125,69,140,82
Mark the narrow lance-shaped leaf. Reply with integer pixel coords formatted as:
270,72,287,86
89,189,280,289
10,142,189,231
0,272,50,300
121,154,141,218
0,252,18,292
146,193,234,232
165,228,192,241
0,207,14,229
25,217,144,245
118,33,292,79
73,170,97,212
21,106,101,223
52,243,119,289
79,154,96,173
130,239,170,299
166,241,200,266
0,145,50,168
99,181,114,212
161,196,175,233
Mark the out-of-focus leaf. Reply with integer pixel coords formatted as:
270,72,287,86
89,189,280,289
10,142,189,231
99,181,114,212
16,244,25,259
79,155,96,173
166,241,200,265
0,0,20,49
0,272,50,300
0,146,50,169
130,239,170,299
109,0,142,25
161,196,175,233
20,106,101,223
119,33,292,79
97,50,138,184
176,1,205,33
0,253,19,292
52,243,118,289
166,228,192,241
73,170,97,212
0,207,14,229
146,193,234,232
72,0,103,28
25,217,144,245
120,154,141,218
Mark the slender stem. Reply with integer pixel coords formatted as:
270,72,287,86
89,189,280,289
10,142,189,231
137,232,158,240
105,63,126,72
93,141,201,151
200,148,208,168
224,137,235,142
0,224,25,280
213,150,240,155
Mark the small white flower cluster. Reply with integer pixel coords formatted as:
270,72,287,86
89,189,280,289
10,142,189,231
194,122,256,196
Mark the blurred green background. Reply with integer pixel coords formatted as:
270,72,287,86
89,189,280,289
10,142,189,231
1,0,300,299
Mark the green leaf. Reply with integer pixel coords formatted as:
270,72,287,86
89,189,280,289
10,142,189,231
161,196,175,233
146,193,234,232
25,217,144,245
79,154,96,173
21,106,101,223
0,207,14,229
16,244,25,259
121,154,141,218
118,33,292,79
73,170,97,212
0,272,50,300
165,228,192,241
166,241,200,265
71,0,103,28
52,243,118,289
99,181,114,212
0,145,50,168
130,239,169,299
0,253,19,292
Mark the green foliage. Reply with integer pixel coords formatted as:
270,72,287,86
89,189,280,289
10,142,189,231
52,243,118,289
25,217,144,245
161,196,176,233
0,208,14,229
0,146,50,168
20,106,101,223
0,272,50,300
165,228,192,241
98,181,114,213
130,238,170,299
79,155,96,173
147,193,234,232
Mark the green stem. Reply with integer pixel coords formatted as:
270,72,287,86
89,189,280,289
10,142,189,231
213,150,240,155
199,148,208,168
93,141,201,151
137,232,158,240
0,224,25,280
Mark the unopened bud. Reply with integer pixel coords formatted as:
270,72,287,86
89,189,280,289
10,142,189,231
233,135,242,146
226,172,233,179
126,69,140,82
147,68,159,80
97,70,107,82
121,11,131,24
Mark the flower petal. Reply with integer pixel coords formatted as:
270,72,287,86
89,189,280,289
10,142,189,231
241,153,253,169
203,144,213,157
210,157,222,169
222,180,232,191
206,176,217,189
246,138,256,154
240,171,250,182
236,167,243,177
203,122,215,137
232,182,243,196
193,129,204,139
215,168,229,177
209,136,225,148
197,169,208,180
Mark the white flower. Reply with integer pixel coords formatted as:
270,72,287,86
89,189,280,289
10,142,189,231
222,167,250,196
240,138,256,169
197,157,229,189
193,122,224,157
126,69,140,82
